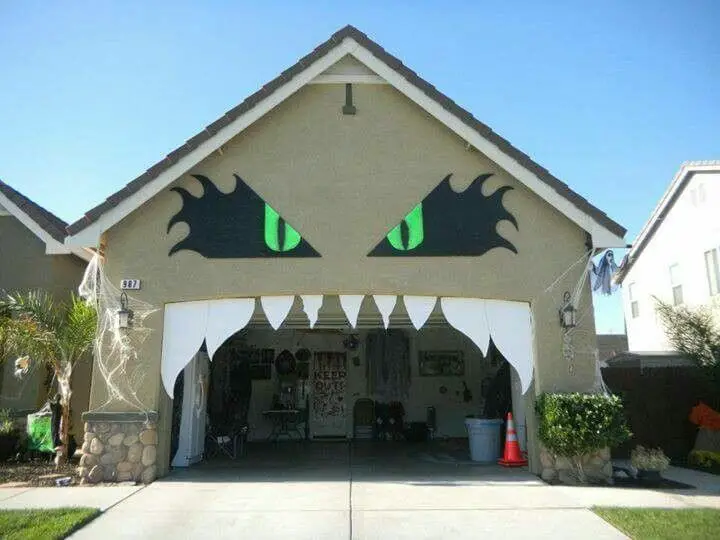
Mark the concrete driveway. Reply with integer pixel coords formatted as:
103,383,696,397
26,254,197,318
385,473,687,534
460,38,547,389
67,442,628,539
3,443,717,539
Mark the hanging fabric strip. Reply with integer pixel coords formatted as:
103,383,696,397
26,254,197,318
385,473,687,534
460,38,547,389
260,296,295,330
161,301,209,398
403,296,437,330
205,298,255,359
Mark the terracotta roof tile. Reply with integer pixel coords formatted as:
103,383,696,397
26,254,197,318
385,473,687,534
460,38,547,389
0,179,68,242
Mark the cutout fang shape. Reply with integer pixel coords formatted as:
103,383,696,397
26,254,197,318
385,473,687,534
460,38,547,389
205,299,255,359
369,173,518,257
261,296,295,330
161,301,209,398
373,295,397,329
403,296,437,330
168,174,320,258
340,295,364,328
440,297,491,356
301,295,323,329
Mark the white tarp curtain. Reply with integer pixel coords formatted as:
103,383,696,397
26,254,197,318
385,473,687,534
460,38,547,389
161,298,254,398
441,297,534,394
161,294,535,398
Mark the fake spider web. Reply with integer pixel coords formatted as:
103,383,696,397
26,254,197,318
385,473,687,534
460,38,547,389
79,254,159,413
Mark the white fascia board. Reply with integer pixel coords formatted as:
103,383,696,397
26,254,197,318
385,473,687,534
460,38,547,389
46,242,94,261
65,39,359,247
348,44,625,248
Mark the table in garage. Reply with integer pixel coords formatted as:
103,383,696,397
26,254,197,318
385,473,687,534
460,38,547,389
262,409,305,441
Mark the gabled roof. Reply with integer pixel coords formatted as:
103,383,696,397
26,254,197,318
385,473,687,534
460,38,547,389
0,179,92,261
65,25,626,247
615,160,720,284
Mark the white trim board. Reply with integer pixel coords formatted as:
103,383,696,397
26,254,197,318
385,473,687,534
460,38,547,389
309,74,387,84
0,190,92,261
65,37,624,248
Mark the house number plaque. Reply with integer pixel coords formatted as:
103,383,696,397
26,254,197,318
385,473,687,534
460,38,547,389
120,279,141,290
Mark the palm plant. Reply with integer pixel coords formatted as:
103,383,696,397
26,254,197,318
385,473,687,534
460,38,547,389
0,290,97,465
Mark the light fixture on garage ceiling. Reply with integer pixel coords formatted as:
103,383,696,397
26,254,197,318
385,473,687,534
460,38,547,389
118,292,134,329
559,291,577,330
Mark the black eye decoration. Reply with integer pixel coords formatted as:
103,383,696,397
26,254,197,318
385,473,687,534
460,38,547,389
167,174,320,258
368,173,518,257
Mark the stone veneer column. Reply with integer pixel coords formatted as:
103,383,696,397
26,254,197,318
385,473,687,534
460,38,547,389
539,445,613,484
78,412,159,484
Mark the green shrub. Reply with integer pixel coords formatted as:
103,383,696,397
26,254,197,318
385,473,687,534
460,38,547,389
689,450,720,470
0,409,14,436
536,392,631,458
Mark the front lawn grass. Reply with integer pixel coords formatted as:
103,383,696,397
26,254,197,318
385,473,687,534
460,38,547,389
593,507,720,539
0,508,99,540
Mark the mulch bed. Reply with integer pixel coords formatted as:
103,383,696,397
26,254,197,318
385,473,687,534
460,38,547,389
0,456,79,487
612,476,695,490
675,461,720,477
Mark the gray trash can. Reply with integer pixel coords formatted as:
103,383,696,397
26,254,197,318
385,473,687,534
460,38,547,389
465,418,503,462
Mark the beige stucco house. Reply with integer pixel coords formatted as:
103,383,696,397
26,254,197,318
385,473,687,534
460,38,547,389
64,26,626,484
0,180,92,440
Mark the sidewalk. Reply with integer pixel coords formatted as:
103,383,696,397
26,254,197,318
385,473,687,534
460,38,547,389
0,484,143,511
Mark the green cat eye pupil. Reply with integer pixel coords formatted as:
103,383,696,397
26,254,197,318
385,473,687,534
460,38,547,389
264,204,302,252
386,203,424,250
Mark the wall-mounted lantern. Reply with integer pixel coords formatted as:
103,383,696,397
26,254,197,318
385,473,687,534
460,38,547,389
118,292,134,329
559,291,577,330
343,334,359,350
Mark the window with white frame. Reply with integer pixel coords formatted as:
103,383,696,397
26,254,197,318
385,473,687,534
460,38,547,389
628,283,639,318
705,249,720,296
670,264,683,306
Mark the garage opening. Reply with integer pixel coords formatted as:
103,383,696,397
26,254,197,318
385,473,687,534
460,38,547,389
165,295,532,473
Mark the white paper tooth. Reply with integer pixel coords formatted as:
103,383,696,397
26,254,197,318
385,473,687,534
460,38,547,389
161,301,209,398
373,295,397,329
260,296,295,330
339,295,364,328
485,300,534,394
403,296,437,330
205,299,255,359
440,297,490,355
301,295,324,328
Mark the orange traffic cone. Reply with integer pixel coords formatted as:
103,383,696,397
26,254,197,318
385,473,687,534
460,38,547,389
498,412,527,467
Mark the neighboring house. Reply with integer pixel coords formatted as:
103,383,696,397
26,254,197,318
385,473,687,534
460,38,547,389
0,179,92,440
616,161,720,352
596,334,628,362
64,26,625,483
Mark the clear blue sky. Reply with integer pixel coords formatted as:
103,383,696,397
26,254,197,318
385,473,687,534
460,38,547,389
2,1,718,333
